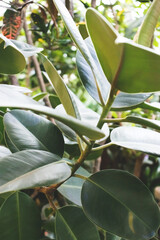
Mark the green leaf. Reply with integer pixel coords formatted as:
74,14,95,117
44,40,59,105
111,92,152,111
105,232,122,240
11,39,43,57
58,167,90,206
81,170,160,240
33,92,48,101
85,8,122,83
0,192,41,240
140,102,160,112
0,85,105,140
0,150,71,193
0,34,26,74
55,206,100,240
39,53,79,118
49,94,61,108
111,126,160,156
78,23,88,39
4,110,64,157
52,0,106,104
86,8,160,93
76,38,110,103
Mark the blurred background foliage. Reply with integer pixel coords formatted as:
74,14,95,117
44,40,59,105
1,0,160,211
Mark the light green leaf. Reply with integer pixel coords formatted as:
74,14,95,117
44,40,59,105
111,126,160,156
0,34,26,74
0,85,105,140
0,192,41,240
55,206,100,240
33,92,48,101
4,110,64,157
39,53,79,118
81,170,160,240
111,92,152,111
0,150,71,193
58,167,90,206
85,8,122,83
86,8,160,93
11,39,43,57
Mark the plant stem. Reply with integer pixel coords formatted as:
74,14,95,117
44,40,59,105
134,0,160,47
73,174,88,180
92,142,113,151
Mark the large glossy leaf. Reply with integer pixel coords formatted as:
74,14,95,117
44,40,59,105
58,167,90,206
11,39,43,57
55,206,100,240
86,9,160,93
0,192,41,240
111,92,152,111
81,170,160,240
0,34,26,74
0,150,71,193
39,53,79,118
0,85,105,140
4,110,64,157
111,126,160,156
52,0,105,104
76,37,110,103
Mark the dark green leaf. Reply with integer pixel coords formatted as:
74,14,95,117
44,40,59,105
0,34,26,74
4,110,64,157
0,192,41,240
111,126,160,156
81,170,160,240
0,150,71,193
55,206,100,240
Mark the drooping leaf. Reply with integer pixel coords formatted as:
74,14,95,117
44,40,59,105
0,150,71,193
11,39,43,57
81,170,160,240
111,126,160,156
0,85,105,140
52,0,106,104
55,206,100,240
76,37,110,103
0,34,26,74
111,92,152,111
58,167,90,206
0,192,41,240
2,9,21,39
4,110,64,157
86,8,160,93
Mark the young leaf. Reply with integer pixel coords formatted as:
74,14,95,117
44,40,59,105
111,126,160,156
4,110,64,157
0,150,71,193
81,170,160,240
0,34,26,74
55,206,100,240
0,192,41,240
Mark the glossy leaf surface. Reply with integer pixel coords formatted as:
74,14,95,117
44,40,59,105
55,206,100,240
111,92,152,111
81,170,160,240
0,150,71,193
4,110,64,157
0,192,41,240
0,34,26,74
111,126,160,156
0,85,105,140
58,167,90,206
86,9,160,93
76,37,110,103
0,146,11,158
